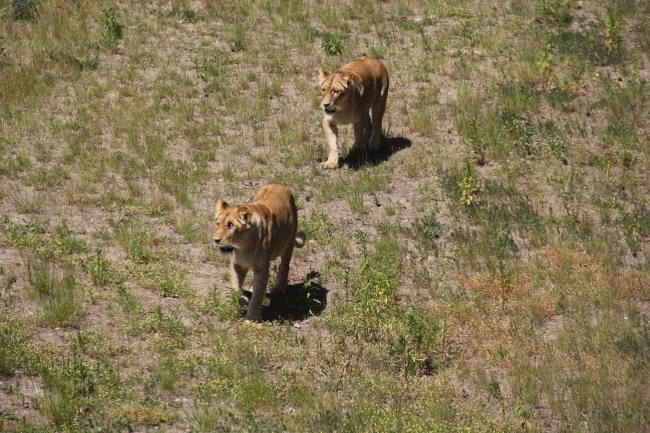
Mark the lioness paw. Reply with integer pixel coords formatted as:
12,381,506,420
322,160,338,169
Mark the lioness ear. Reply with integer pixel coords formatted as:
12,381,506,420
215,198,229,219
236,206,250,225
318,68,328,85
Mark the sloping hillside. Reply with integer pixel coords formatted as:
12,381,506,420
1,1,648,431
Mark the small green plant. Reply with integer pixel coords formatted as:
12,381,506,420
103,8,124,49
458,161,480,206
537,0,573,27
346,188,364,214
157,159,194,208
82,249,116,286
413,210,441,248
11,0,39,21
464,118,488,165
186,404,230,432
39,345,107,430
340,231,402,341
9,188,45,214
56,225,86,254
0,317,36,375
199,287,241,320
603,9,622,58
50,52,100,71
621,204,650,255
113,219,153,263
26,258,82,327
389,306,447,379
299,211,335,245
321,32,345,55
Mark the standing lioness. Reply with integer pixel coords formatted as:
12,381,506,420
318,57,389,168
213,184,305,322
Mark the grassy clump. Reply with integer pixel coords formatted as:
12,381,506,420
26,257,82,327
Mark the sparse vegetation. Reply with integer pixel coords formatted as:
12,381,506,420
0,0,648,432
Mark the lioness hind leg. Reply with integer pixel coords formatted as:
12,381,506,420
246,267,269,322
271,244,294,295
350,113,371,154
369,100,386,151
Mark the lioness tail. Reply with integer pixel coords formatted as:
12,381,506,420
294,231,306,248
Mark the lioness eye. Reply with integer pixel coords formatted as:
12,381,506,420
227,222,233,228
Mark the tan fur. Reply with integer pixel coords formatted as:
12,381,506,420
213,184,305,321
318,57,389,168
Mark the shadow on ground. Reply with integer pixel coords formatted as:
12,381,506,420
241,271,329,322
342,135,412,169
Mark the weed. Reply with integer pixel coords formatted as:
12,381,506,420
321,32,346,56
0,317,38,375
390,306,447,378
621,204,650,255
458,161,480,206
346,188,364,214
603,8,622,58
11,0,39,21
9,188,45,214
26,257,82,327
299,211,335,246
56,225,86,254
537,0,573,27
112,218,154,263
81,249,117,286
413,210,442,249
199,287,241,320
174,211,203,242
463,117,488,165
102,8,124,49
195,50,231,94
186,404,233,432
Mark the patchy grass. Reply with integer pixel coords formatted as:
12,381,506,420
0,0,648,432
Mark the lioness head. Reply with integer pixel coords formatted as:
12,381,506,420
213,199,253,255
318,68,363,114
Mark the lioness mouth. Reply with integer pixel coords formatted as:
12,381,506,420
218,245,234,254
324,106,337,113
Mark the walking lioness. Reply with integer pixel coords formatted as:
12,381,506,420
213,184,305,322
318,56,389,168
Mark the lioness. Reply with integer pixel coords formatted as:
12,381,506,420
213,184,305,322
318,56,389,169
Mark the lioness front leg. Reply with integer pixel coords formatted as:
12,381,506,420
322,119,339,169
246,267,269,322
232,262,250,307
271,244,294,295
231,262,248,290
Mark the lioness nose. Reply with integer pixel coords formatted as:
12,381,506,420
213,238,221,245
323,102,330,108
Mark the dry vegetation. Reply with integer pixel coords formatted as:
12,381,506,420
1,0,649,432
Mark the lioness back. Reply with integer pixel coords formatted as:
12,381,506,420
337,57,389,111
250,184,298,260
